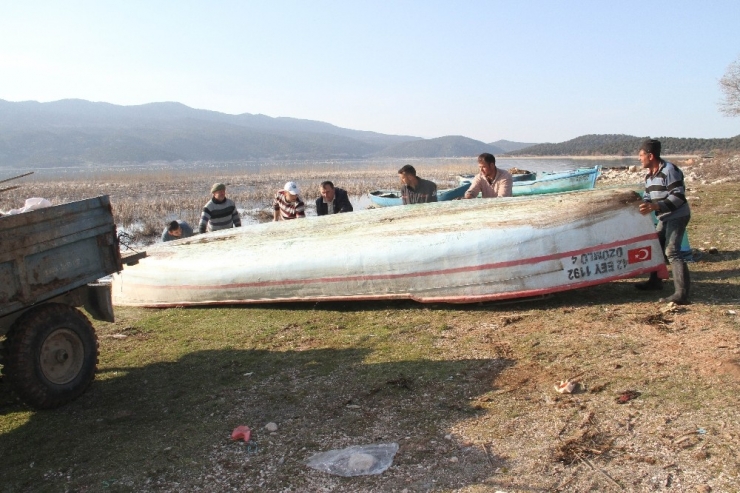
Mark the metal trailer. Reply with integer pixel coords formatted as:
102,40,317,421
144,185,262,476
0,196,123,409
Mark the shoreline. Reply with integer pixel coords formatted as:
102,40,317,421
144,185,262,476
498,154,700,160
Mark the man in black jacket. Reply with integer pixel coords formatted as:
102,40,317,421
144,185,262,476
398,164,437,205
316,181,354,216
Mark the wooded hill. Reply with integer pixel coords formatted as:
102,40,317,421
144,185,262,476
506,134,740,156
490,139,538,153
371,136,504,158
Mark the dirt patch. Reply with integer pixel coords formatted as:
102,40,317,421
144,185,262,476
717,358,740,381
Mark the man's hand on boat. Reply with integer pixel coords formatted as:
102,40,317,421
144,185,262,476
639,202,659,215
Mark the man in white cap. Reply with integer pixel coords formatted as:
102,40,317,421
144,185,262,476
273,181,306,221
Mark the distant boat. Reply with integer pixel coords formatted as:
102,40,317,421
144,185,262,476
508,166,600,196
111,189,667,307
371,166,600,207
369,181,471,207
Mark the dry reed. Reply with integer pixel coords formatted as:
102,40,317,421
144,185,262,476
0,160,478,244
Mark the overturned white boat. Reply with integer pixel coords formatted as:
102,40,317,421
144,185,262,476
111,189,667,307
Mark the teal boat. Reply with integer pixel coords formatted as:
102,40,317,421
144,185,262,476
369,181,471,207
457,169,536,183
509,166,600,196
369,166,600,207
458,166,600,196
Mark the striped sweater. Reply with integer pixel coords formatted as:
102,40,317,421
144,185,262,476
198,197,241,233
273,190,306,220
643,160,690,221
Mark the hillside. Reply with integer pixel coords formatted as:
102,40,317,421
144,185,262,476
2,99,738,166
0,99,419,147
489,139,537,153
372,135,504,158
507,133,740,156
0,99,424,167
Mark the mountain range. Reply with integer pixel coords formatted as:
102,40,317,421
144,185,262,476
0,99,512,167
1,99,738,168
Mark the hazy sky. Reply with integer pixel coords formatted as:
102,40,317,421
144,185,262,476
1,1,739,143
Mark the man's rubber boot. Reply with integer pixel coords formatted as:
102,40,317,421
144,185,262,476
635,271,663,291
660,262,690,305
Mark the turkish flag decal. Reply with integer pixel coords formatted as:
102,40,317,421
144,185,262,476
628,246,652,263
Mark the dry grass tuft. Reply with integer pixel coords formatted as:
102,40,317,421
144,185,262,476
554,428,613,465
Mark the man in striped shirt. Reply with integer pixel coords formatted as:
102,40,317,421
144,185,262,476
273,181,306,220
198,183,241,233
635,139,691,304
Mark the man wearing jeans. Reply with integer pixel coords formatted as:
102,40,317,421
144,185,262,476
635,139,691,304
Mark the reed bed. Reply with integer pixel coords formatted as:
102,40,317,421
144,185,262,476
0,160,478,244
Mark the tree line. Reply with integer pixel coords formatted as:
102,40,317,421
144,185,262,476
507,134,740,156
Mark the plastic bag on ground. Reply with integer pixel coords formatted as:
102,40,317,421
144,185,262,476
305,443,399,477
231,425,251,442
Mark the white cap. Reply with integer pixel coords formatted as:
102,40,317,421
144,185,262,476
284,181,300,195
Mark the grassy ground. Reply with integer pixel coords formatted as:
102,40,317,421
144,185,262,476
1,179,739,492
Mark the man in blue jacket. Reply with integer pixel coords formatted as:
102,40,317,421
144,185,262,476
316,181,354,216
161,220,193,242
635,139,691,304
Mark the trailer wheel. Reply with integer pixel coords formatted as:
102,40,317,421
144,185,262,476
3,303,98,409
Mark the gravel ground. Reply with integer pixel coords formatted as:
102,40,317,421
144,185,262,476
597,154,740,186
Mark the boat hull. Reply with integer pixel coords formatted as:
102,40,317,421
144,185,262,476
368,190,402,207
112,189,667,307
511,166,599,196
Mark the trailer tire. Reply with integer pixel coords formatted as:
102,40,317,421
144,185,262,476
3,303,98,409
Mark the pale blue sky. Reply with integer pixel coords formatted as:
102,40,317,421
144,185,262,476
1,1,738,142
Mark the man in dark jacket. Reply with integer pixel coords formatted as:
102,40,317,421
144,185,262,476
398,164,437,205
315,181,354,216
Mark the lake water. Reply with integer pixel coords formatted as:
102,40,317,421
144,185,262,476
19,156,637,180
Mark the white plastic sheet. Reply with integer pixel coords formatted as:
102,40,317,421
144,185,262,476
305,443,399,477
4,197,52,215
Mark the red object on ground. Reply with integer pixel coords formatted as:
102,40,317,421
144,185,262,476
616,390,641,404
231,425,251,442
